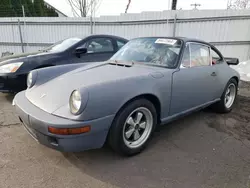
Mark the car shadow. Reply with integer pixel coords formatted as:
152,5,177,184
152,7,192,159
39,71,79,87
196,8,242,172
4,93,15,104
63,111,208,188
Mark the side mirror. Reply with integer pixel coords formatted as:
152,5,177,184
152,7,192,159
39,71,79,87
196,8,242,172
224,57,239,65
75,47,87,57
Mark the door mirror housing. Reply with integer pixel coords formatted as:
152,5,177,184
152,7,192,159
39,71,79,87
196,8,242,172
75,47,87,57
224,57,239,65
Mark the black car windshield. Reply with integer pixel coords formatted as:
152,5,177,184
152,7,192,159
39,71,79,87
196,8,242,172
42,37,82,52
111,37,182,68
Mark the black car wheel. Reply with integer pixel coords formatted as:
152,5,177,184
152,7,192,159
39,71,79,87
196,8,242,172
108,99,157,156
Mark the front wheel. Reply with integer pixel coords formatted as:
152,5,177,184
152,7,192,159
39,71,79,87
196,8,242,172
212,78,238,113
108,99,157,156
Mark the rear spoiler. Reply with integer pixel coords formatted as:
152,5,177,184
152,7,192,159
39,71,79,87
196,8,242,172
224,57,239,65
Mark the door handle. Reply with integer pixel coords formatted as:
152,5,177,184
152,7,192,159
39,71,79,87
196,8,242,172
211,72,217,76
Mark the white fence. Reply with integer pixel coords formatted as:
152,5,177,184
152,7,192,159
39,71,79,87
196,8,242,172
1,9,250,61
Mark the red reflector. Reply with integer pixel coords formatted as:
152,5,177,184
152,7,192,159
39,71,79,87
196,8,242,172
48,126,91,135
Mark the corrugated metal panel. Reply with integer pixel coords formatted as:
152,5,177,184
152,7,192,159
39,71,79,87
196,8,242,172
215,44,250,62
0,24,20,42
93,23,173,39
0,45,22,55
0,10,250,61
22,24,91,43
175,19,250,42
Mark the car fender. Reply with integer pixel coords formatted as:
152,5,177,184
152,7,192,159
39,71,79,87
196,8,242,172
82,74,172,121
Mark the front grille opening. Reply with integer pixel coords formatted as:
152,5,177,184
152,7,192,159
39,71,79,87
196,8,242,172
48,136,59,147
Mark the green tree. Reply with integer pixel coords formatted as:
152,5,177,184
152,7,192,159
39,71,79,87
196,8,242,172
23,0,36,17
0,0,15,17
11,0,22,16
33,0,44,16
41,2,58,17
0,0,58,17
45,7,58,17
27,0,36,16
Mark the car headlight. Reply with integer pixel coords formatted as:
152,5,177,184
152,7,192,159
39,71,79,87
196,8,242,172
0,62,23,73
69,90,82,115
27,71,37,88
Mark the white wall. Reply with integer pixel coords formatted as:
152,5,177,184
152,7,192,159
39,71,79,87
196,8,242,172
1,9,250,61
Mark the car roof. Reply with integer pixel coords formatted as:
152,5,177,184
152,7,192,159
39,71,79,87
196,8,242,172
176,37,211,45
81,34,128,41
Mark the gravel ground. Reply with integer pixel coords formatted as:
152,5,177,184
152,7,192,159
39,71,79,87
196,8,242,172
0,83,250,188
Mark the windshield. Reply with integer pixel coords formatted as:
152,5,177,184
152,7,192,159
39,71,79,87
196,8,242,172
42,37,82,52
111,37,182,68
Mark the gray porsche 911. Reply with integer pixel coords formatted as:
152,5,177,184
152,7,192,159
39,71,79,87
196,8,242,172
13,37,240,156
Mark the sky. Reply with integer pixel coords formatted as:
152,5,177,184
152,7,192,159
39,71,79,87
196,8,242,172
45,0,229,17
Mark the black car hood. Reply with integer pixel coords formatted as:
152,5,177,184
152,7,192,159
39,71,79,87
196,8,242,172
0,51,55,65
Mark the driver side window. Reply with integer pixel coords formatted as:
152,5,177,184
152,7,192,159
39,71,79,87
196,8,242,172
181,43,210,68
86,38,114,53
190,43,210,67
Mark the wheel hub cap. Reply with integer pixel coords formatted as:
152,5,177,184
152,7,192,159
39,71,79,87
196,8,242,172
123,107,153,149
224,83,236,109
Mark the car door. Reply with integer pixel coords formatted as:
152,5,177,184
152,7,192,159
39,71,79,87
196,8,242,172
71,37,117,64
210,47,228,98
169,42,219,116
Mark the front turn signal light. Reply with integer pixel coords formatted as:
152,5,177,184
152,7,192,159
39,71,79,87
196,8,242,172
48,126,91,135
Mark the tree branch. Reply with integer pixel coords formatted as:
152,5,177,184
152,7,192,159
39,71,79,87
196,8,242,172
68,0,80,17
231,0,250,9
67,0,100,17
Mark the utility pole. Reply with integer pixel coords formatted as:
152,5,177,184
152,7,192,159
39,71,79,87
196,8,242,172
190,3,201,9
125,0,131,13
171,0,177,10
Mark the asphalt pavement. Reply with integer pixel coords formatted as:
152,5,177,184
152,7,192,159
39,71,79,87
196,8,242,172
0,91,250,188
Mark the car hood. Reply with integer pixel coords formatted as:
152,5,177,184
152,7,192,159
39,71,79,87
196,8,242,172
26,62,163,114
0,51,54,66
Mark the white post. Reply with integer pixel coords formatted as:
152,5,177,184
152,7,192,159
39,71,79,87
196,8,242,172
22,5,25,17
166,0,171,36
22,5,28,52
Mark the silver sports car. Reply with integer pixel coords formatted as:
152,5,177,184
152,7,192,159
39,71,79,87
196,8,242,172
14,37,240,156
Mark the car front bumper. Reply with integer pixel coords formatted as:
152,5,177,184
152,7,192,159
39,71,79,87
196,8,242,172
0,73,27,93
14,91,115,152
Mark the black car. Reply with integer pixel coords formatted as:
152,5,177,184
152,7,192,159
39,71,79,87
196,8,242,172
0,34,128,93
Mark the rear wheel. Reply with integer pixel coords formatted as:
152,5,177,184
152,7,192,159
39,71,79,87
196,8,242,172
108,99,157,156
212,78,238,113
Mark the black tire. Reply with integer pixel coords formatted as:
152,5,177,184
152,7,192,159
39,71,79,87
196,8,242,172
108,99,157,156
212,78,238,113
